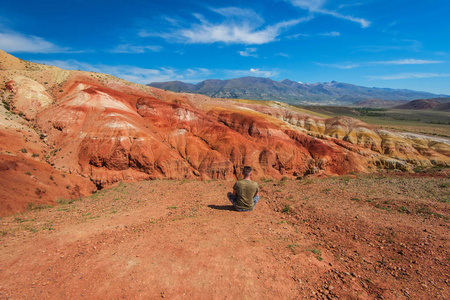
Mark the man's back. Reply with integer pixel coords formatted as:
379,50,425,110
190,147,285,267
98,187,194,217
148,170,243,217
233,179,258,211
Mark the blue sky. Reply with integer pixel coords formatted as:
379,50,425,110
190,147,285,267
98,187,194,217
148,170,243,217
1,0,450,94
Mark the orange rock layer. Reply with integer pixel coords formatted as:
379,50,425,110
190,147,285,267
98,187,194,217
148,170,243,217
1,50,449,214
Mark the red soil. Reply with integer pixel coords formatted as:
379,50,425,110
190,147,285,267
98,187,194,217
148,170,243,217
0,175,448,299
0,153,95,216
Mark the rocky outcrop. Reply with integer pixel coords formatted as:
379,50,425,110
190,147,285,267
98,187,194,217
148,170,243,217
1,50,450,215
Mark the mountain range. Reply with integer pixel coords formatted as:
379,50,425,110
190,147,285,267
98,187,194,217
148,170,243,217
148,77,449,105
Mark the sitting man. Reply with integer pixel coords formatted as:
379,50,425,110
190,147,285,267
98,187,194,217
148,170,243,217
227,166,259,211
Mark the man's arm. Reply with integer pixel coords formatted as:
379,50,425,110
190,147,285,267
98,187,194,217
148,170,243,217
254,185,259,197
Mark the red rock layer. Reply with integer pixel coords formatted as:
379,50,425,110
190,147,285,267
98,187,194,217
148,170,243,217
1,50,450,215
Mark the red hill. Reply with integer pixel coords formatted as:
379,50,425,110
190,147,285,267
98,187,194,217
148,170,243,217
394,99,442,110
1,50,450,215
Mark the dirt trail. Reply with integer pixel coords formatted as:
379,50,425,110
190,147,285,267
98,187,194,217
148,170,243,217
1,176,449,299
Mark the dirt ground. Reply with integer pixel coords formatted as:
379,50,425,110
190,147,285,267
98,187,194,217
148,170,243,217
0,173,449,299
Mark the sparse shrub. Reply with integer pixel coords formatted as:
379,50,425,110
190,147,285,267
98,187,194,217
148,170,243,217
308,248,323,261
20,148,27,153
35,187,46,196
27,202,51,211
398,206,409,213
375,204,391,212
25,172,31,176
416,207,444,218
282,205,293,213
56,198,73,205
437,197,450,204
278,180,287,186
288,243,300,255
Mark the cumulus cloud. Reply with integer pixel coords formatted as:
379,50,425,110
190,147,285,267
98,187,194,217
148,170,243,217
0,31,68,53
145,7,311,45
287,0,370,28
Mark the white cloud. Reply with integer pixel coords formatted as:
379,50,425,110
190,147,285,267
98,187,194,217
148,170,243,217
288,0,370,28
319,31,340,37
32,59,212,84
372,59,444,65
315,62,360,69
290,0,327,11
316,58,445,69
287,33,310,39
146,7,311,45
238,47,258,57
180,17,305,44
110,44,162,53
288,31,340,38
368,73,450,80
338,3,364,10
0,31,68,53
276,52,290,58
226,68,279,78
356,40,423,52
211,7,264,24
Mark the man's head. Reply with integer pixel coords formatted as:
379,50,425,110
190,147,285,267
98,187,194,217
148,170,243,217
242,166,252,178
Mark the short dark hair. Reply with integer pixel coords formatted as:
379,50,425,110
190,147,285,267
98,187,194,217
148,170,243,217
243,166,252,177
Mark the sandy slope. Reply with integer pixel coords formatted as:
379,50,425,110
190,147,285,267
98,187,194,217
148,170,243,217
1,174,448,299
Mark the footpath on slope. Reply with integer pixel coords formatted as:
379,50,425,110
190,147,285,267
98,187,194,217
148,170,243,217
0,176,449,299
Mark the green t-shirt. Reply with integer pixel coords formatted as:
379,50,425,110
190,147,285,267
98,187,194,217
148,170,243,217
233,179,259,211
